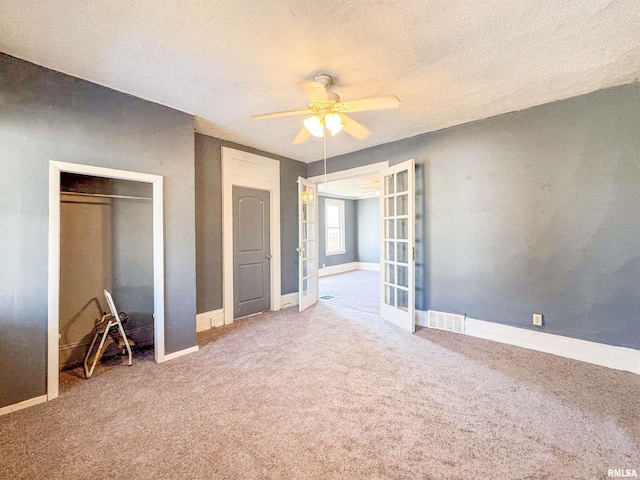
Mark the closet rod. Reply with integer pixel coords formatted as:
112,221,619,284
60,191,152,201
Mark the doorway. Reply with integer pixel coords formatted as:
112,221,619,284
48,161,165,401
233,186,271,318
222,147,281,324
58,173,154,374
309,160,417,333
308,163,386,315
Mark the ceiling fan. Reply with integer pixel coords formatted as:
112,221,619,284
251,74,400,144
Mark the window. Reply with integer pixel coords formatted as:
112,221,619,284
325,198,345,255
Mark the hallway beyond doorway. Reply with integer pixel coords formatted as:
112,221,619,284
319,269,379,315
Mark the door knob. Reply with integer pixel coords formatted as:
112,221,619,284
266,254,272,260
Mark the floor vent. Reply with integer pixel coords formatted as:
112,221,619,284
427,310,465,334
319,295,339,301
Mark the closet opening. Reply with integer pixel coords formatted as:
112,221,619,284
58,173,154,384
48,161,165,401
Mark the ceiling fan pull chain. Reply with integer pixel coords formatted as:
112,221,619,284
323,132,327,192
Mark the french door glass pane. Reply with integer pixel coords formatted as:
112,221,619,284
397,265,408,287
396,218,408,240
396,241,408,263
303,240,314,259
384,174,395,195
385,284,395,306
385,262,395,283
396,194,408,216
385,219,395,239
396,170,408,193
397,288,408,311
305,258,315,277
385,241,395,261
385,197,394,217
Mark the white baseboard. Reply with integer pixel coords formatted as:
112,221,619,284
196,309,224,332
0,394,47,417
417,309,640,375
319,262,380,277
319,262,357,277
465,317,640,375
280,292,299,309
356,262,380,271
415,309,428,327
162,345,199,362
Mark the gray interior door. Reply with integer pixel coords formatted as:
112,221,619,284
233,186,271,318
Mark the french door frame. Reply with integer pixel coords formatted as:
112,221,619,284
379,159,416,332
298,177,319,311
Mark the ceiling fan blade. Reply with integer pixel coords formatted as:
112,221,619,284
340,95,400,113
292,127,311,145
339,114,371,140
301,81,329,104
251,108,313,120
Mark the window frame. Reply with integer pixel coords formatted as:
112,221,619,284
324,198,346,255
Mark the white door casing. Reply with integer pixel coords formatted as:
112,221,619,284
379,159,415,332
298,177,319,311
48,161,166,402
222,147,281,324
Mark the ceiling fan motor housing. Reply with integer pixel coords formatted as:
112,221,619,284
313,73,333,86
310,74,340,107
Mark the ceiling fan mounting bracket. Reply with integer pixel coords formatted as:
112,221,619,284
313,73,333,87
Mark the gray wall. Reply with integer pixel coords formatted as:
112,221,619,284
59,194,113,369
195,133,307,314
111,196,154,350
356,197,380,263
308,82,640,350
0,53,197,408
318,196,357,268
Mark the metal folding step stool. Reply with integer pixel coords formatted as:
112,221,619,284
83,289,134,379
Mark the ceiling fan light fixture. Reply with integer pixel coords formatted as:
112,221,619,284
252,74,394,144
303,115,324,137
325,113,343,136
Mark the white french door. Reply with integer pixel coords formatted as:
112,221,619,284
298,177,319,311
380,159,415,332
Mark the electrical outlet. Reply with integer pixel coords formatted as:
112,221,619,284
533,313,543,326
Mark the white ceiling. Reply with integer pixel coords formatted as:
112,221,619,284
318,174,380,200
1,1,638,163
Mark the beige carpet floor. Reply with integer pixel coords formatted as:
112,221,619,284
319,269,379,315
1,303,639,479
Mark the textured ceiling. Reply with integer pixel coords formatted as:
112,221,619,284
318,174,381,200
1,1,638,163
